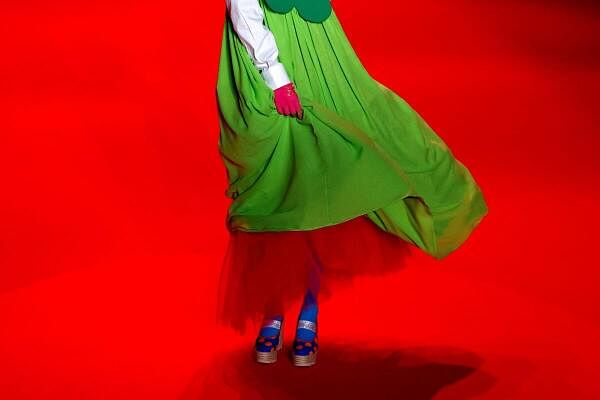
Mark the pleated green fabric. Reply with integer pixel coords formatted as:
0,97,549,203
216,0,488,259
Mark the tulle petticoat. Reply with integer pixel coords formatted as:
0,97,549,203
216,215,412,334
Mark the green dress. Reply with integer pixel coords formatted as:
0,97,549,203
216,0,488,260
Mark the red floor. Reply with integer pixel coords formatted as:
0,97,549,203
1,0,599,399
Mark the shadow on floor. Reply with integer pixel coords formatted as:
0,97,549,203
183,343,496,400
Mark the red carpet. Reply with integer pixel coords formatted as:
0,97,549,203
1,0,599,398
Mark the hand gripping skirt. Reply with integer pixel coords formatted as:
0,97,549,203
215,1,489,333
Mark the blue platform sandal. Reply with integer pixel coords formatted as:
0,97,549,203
255,317,284,364
292,319,318,367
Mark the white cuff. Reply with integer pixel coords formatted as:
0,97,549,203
260,62,291,90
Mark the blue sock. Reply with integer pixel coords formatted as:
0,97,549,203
296,291,318,341
258,314,283,337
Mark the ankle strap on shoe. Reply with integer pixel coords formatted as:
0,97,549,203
297,319,316,332
261,319,282,330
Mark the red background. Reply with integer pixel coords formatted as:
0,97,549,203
1,0,599,399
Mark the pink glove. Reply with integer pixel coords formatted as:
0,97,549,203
274,82,303,119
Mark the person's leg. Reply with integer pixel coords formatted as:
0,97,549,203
296,289,318,340
296,235,321,341
258,298,284,337
292,234,321,366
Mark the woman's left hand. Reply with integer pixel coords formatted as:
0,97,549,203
274,82,304,119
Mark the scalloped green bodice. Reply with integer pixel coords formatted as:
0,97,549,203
264,0,332,23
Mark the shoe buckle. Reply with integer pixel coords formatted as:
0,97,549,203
297,319,316,332
261,319,282,330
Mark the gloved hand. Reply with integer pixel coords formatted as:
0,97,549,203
274,82,303,119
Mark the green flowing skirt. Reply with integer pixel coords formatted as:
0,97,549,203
216,1,488,260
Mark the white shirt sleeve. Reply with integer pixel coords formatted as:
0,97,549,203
226,0,291,90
